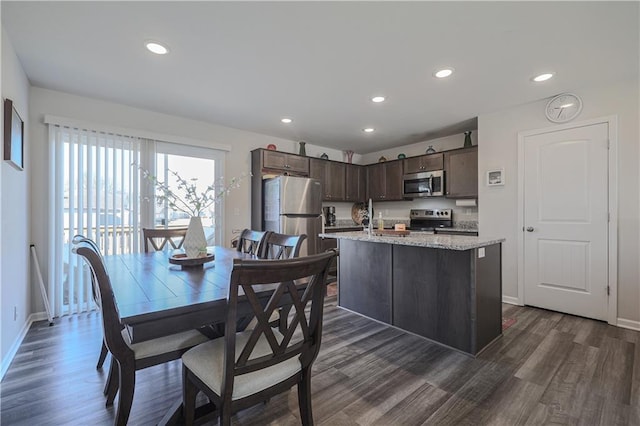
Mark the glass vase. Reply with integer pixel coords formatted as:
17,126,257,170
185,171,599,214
298,141,306,156
184,216,207,258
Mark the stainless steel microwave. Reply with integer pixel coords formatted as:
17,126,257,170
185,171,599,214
402,170,444,198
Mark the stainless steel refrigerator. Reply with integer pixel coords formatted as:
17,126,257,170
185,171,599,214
263,176,322,256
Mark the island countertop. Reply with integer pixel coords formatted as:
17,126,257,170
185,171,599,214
318,230,504,251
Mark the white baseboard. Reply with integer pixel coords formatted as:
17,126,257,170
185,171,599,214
502,295,521,306
617,317,640,331
1,311,49,380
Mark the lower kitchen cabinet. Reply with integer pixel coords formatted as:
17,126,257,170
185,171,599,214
338,239,392,323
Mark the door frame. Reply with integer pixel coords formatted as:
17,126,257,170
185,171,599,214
517,116,618,325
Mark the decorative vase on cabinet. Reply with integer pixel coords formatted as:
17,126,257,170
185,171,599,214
184,216,207,258
463,131,473,148
298,141,307,156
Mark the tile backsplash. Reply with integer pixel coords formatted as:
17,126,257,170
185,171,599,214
325,199,478,229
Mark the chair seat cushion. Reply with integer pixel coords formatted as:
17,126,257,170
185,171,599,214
182,329,301,400
122,329,210,360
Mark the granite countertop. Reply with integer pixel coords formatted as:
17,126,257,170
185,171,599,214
436,227,479,233
318,231,504,251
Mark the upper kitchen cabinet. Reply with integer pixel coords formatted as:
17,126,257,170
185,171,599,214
444,146,478,198
403,153,444,174
261,149,309,175
345,164,366,202
310,158,346,201
367,161,404,201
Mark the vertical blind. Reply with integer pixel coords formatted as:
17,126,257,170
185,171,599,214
48,124,155,316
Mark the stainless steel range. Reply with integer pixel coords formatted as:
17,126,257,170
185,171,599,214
408,208,452,231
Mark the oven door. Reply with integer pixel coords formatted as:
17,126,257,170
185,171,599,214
403,171,444,198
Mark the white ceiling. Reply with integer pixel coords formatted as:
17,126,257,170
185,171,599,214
2,1,638,154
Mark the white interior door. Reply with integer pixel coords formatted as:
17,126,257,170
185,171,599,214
523,122,609,321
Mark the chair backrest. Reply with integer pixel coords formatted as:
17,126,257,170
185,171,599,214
143,227,188,252
260,232,307,260
236,229,269,256
73,239,131,360
222,249,338,396
71,235,104,307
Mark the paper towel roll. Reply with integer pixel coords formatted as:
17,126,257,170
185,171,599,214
455,199,477,207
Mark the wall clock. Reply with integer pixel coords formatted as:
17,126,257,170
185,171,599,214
545,93,583,123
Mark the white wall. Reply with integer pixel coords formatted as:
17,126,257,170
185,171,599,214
478,79,640,323
1,28,31,368
28,87,344,313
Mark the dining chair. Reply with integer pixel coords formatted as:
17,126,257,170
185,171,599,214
260,232,307,260
71,235,109,370
73,238,210,426
235,229,269,256
142,227,188,252
181,249,338,426
260,232,308,332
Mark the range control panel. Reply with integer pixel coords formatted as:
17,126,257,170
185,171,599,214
410,209,452,219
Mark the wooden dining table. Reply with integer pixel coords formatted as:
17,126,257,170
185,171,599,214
104,245,305,424
104,245,257,344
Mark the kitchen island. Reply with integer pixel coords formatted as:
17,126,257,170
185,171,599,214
319,231,505,355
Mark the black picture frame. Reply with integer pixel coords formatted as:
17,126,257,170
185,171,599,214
4,98,24,171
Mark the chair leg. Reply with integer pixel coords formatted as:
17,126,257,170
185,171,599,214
97,341,108,369
220,399,232,426
182,367,198,425
115,358,135,426
297,368,314,426
105,358,119,404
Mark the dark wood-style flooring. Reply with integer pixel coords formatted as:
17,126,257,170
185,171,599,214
1,298,639,425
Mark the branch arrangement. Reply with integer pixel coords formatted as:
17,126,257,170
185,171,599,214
137,165,250,217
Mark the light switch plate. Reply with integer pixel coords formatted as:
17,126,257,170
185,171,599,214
478,247,485,258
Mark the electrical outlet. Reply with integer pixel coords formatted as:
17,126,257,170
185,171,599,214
233,207,240,216
232,228,242,234
13,306,17,321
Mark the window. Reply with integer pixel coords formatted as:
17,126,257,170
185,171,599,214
48,122,226,316
153,142,225,246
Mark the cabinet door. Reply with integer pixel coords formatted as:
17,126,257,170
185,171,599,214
326,162,346,201
285,154,310,174
421,153,444,171
345,164,365,202
403,153,443,174
310,159,345,201
384,161,404,200
444,147,478,198
366,163,385,200
262,150,309,175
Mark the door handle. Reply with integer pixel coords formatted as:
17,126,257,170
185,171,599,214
526,227,534,232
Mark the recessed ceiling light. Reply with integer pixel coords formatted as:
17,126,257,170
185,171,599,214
363,128,375,133
145,41,169,55
371,96,385,103
532,72,554,82
281,118,292,124
434,68,454,78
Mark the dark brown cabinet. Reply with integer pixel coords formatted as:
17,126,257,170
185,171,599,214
444,146,478,198
366,161,404,201
403,153,444,174
261,150,309,175
310,158,346,201
345,164,365,202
